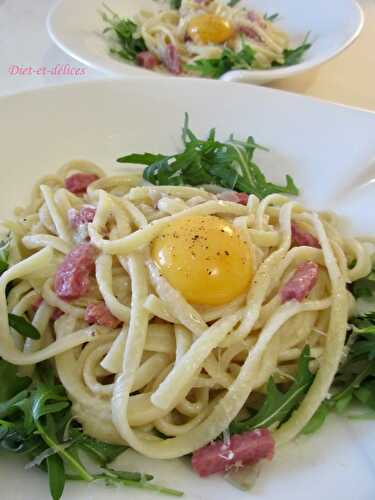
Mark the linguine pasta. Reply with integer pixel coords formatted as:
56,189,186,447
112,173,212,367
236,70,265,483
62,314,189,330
138,0,288,68
102,0,310,77
0,159,372,467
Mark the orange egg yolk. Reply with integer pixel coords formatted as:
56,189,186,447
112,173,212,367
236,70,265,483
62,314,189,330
187,14,234,45
151,215,253,306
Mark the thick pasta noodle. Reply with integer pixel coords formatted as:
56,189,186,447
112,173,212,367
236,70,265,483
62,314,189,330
0,160,372,466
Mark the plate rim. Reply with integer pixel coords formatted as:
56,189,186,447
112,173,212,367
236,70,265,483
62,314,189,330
2,75,375,119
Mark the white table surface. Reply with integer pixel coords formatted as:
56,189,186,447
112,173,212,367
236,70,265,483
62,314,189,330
1,0,374,110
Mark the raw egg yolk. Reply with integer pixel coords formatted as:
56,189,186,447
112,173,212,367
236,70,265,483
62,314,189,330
151,215,253,306
187,14,234,44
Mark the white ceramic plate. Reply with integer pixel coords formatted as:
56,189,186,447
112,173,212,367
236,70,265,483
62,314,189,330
1,79,375,500
47,0,364,84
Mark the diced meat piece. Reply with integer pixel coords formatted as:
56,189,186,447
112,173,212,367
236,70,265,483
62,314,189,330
235,193,249,205
84,303,121,328
247,11,266,28
291,222,320,248
238,26,261,42
192,428,274,477
280,261,319,303
248,11,258,22
54,243,96,300
52,308,64,321
163,44,182,75
77,206,96,225
68,206,96,229
136,51,158,70
32,296,43,312
64,173,99,194
69,207,96,244
217,191,249,205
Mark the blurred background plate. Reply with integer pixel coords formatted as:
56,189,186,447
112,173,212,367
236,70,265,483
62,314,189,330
47,0,363,84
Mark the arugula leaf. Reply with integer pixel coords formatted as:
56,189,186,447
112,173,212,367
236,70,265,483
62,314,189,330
36,361,57,387
101,5,146,62
187,36,310,76
186,45,255,79
275,35,311,67
335,392,354,414
282,43,311,66
302,402,330,434
228,0,241,6
0,263,8,273
98,468,183,496
118,114,299,199
169,0,182,8
47,454,65,500
352,311,375,331
0,237,10,275
335,313,375,401
8,313,41,340
31,384,93,482
264,13,279,22
70,430,127,466
303,362,375,433
0,390,30,419
117,153,166,165
103,467,153,482
0,359,31,403
0,419,15,440
0,421,32,453
230,346,314,433
303,303,375,433
351,267,375,299
0,358,183,499
348,313,375,359
355,380,375,411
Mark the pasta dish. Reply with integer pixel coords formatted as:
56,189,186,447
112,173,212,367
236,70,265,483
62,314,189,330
1,117,374,499
101,0,311,78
